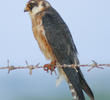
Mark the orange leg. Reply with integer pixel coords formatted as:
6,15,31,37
44,60,56,75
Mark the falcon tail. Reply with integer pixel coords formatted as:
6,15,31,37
78,69,95,100
63,67,95,100
63,67,85,100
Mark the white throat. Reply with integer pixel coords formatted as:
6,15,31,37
31,6,42,16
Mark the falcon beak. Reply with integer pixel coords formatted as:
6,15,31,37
24,6,30,12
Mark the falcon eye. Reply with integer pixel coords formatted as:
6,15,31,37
41,2,46,7
29,2,38,10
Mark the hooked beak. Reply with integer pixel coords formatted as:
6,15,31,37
24,6,30,12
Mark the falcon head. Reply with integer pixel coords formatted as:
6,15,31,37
24,0,51,14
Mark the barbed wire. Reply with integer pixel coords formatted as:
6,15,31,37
0,60,109,75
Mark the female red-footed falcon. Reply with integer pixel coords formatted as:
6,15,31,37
24,0,94,100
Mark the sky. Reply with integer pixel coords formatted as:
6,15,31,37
0,0,110,100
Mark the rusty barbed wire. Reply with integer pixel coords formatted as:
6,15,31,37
0,60,109,75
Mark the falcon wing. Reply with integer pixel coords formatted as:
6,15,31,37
43,8,78,65
42,8,94,100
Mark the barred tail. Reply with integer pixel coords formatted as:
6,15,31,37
68,81,78,100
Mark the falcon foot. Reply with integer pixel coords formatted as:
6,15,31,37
44,60,56,75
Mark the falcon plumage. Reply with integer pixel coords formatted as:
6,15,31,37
24,0,95,100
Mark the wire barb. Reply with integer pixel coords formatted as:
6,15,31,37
25,60,35,75
7,60,15,74
0,60,109,75
88,60,104,72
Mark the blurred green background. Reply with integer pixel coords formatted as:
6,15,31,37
0,0,110,100
0,67,110,100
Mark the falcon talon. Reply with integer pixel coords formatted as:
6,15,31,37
50,69,56,75
44,64,56,74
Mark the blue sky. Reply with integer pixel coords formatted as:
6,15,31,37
0,0,110,100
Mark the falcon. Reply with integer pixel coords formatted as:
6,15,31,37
24,0,94,100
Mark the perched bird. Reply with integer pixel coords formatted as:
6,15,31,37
24,0,95,100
